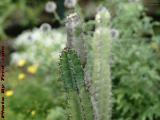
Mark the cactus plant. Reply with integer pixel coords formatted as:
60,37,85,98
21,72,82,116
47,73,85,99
65,13,87,67
90,7,112,120
59,48,94,120
60,7,112,120
84,7,112,120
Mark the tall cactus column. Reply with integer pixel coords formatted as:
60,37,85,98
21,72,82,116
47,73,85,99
59,13,94,120
88,7,112,120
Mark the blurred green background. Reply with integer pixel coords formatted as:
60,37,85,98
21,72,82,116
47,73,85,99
0,0,160,120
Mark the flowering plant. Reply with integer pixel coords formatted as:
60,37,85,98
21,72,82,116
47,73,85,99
11,25,66,74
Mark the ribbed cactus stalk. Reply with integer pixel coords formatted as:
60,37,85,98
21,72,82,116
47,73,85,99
59,48,94,120
65,13,87,67
90,7,112,120
60,8,112,120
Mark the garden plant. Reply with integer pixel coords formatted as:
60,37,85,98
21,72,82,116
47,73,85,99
1,0,160,120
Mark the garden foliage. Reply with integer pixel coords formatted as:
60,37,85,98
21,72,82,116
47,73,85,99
5,0,160,120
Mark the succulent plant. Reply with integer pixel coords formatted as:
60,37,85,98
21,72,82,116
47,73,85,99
65,13,87,67
85,7,112,120
59,48,94,120
60,8,112,120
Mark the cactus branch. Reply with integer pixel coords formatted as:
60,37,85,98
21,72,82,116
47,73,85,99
65,13,87,67
59,48,94,120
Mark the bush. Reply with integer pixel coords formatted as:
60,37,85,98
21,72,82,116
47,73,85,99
110,1,160,119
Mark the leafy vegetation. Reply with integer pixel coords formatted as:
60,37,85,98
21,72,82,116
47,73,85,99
1,0,160,120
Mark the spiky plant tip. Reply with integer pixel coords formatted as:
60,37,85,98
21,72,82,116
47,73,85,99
65,13,81,29
95,6,111,26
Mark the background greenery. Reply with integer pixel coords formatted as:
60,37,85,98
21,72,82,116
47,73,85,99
0,0,160,120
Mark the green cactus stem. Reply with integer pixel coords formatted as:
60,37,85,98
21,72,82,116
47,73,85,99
93,7,112,120
59,48,94,120
92,27,112,120
85,7,112,120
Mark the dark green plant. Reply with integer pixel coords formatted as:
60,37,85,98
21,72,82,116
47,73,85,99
59,48,94,120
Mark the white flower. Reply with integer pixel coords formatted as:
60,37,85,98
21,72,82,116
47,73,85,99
15,31,33,47
40,23,52,32
29,29,41,41
45,1,57,13
64,0,77,8
11,28,66,66
14,29,42,48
